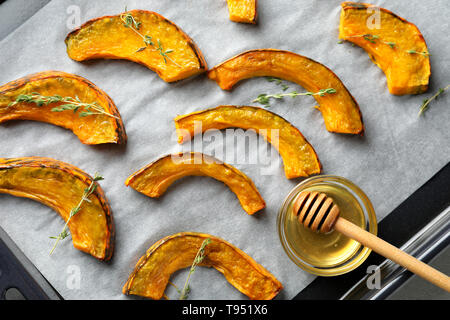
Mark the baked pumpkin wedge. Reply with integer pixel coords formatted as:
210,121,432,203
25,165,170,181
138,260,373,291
174,106,322,179
339,2,431,95
123,232,282,300
0,157,114,260
65,10,207,82
0,71,127,145
226,0,257,24
125,152,265,215
208,49,364,135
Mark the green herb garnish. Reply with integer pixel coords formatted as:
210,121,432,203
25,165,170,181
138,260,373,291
156,39,178,66
342,34,433,56
345,34,396,48
179,238,211,300
8,93,118,119
49,173,104,255
265,77,289,91
120,8,180,67
406,49,431,57
362,34,379,43
253,88,337,107
418,85,449,116
266,77,283,85
384,41,396,49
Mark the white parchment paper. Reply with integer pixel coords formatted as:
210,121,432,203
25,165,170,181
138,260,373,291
0,0,449,300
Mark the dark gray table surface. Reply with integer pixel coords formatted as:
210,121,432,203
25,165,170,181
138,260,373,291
0,0,51,41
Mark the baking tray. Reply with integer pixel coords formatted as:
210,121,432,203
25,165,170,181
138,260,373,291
0,0,448,300
2,161,448,300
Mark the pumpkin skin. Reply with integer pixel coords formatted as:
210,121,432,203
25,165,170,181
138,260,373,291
65,10,207,83
174,106,322,179
125,152,265,215
208,49,364,135
339,2,431,95
226,0,257,24
0,71,127,145
123,232,282,300
0,157,114,261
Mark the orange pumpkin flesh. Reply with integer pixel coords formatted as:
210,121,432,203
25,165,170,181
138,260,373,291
65,10,207,82
174,106,322,179
0,71,127,145
0,157,114,261
226,0,257,24
123,232,282,300
125,152,265,215
208,49,364,135
339,2,431,95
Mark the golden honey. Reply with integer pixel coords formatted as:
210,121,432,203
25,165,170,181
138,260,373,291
285,184,365,268
277,175,377,276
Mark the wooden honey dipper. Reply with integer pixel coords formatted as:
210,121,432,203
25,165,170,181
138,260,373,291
293,191,450,292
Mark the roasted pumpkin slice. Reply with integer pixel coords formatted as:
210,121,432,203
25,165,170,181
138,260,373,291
174,106,321,179
0,71,126,145
123,232,282,300
339,2,431,95
65,10,207,82
0,157,114,260
125,152,265,214
226,0,257,24
208,49,364,135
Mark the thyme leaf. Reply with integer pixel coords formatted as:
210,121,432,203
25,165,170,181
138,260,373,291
265,77,290,92
385,41,396,49
418,84,449,116
8,93,119,119
179,238,211,300
266,77,283,85
156,39,181,67
406,50,431,57
49,173,104,255
253,88,337,107
363,34,379,43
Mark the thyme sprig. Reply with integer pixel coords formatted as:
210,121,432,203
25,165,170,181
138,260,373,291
345,34,396,48
120,8,181,67
342,34,431,55
254,88,337,107
49,173,104,255
179,238,211,300
8,93,119,119
418,84,450,116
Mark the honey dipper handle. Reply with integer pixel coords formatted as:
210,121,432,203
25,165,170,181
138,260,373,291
334,217,450,292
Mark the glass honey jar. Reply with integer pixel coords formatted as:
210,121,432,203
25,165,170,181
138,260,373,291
277,175,378,276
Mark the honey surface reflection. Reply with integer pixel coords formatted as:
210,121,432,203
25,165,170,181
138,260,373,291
285,184,365,268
